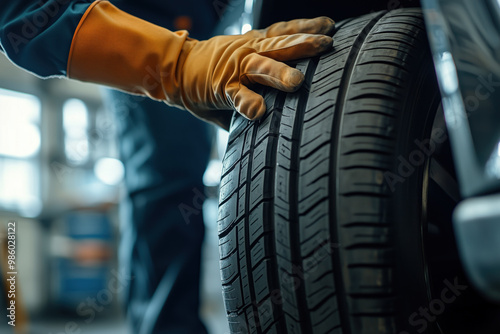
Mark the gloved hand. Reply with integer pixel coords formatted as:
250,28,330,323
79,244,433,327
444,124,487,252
68,0,335,129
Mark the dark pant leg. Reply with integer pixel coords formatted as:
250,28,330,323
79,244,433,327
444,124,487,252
104,90,211,334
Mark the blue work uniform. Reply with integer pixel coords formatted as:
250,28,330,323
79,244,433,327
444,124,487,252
0,1,218,333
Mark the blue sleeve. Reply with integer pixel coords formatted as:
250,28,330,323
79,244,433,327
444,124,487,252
0,0,94,78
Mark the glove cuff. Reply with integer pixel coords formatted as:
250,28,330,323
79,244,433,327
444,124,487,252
67,0,190,103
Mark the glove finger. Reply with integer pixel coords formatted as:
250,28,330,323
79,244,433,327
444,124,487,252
229,84,267,120
263,17,335,37
240,53,305,92
256,34,333,61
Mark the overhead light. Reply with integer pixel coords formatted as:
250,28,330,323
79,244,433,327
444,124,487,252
94,157,124,186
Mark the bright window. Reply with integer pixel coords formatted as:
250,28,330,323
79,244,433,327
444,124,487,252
0,88,41,217
0,88,41,157
63,99,89,165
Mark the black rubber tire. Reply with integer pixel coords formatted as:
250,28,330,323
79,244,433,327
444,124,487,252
217,9,486,334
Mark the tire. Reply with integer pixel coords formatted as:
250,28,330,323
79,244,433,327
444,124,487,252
217,9,500,334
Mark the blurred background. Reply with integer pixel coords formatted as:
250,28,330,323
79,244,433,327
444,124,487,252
0,51,230,334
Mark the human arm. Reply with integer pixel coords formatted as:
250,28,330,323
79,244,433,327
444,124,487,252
0,0,93,77
0,0,335,129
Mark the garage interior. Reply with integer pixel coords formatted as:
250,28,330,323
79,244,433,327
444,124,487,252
0,51,230,333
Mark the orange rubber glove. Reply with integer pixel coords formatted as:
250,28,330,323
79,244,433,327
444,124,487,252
68,1,335,129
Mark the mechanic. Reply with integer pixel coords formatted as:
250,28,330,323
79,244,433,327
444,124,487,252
0,1,334,333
